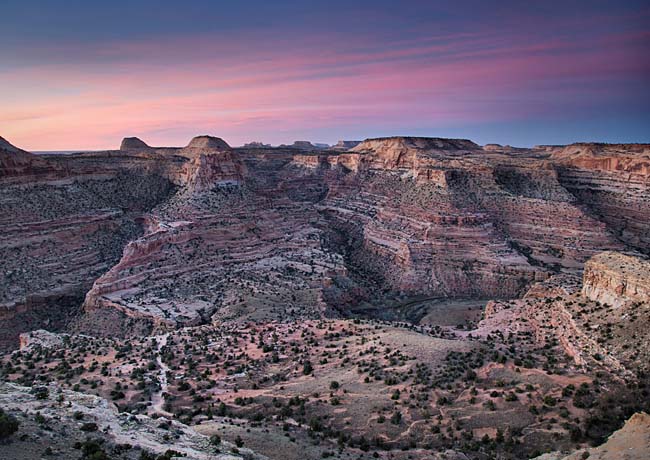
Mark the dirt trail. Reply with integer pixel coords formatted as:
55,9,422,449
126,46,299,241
151,333,172,416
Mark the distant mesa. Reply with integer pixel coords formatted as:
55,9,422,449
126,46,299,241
280,140,329,150
483,143,503,151
332,140,361,151
352,136,480,153
242,141,272,149
120,137,151,150
185,135,230,150
119,135,233,152
1,135,55,179
292,141,317,149
0,135,26,154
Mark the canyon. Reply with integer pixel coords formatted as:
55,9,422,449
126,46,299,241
1,134,649,459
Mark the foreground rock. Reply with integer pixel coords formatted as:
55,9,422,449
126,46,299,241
535,412,650,460
481,251,650,376
18,329,68,350
0,381,262,459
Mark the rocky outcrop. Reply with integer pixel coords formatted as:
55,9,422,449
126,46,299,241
19,329,67,350
0,381,260,460
482,253,650,375
481,286,629,373
0,135,55,180
535,412,650,460
119,136,151,150
553,143,650,254
181,150,246,191
185,135,231,151
582,251,650,308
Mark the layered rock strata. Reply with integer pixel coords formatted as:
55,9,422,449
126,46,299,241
482,251,650,375
553,143,650,254
582,251,650,308
3,135,650,344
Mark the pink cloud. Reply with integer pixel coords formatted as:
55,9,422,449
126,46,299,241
2,24,647,150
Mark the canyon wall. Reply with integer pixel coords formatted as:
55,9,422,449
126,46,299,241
3,135,650,344
0,139,178,349
553,143,650,254
582,251,650,308
292,138,626,302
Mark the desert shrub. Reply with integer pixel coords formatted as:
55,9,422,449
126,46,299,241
0,408,19,440
31,386,49,400
80,422,99,432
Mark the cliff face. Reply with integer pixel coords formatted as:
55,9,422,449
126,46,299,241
482,251,650,375
3,135,650,345
553,143,650,254
0,138,178,349
181,151,246,191
0,136,57,180
349,136,480,170
582,251,650,308
296,138,623,301
319,170,544,299
79,157,347,336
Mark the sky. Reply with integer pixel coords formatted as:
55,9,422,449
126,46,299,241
1,0,649,150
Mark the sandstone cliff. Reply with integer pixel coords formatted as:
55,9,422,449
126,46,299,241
181,150,246,191
553,143,650,254
582,251,650,308
535,412,650,460
4,135,650,347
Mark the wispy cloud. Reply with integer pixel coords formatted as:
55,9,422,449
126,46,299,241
1,1,648,149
